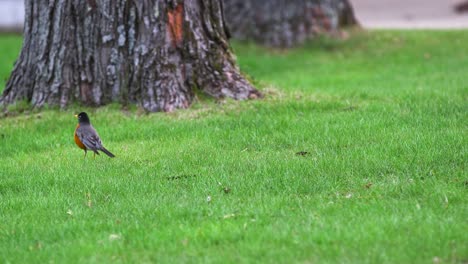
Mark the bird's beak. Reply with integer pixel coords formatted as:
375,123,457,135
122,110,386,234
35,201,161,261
74,114,78,118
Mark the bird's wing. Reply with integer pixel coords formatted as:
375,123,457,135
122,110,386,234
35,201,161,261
77,126,103,151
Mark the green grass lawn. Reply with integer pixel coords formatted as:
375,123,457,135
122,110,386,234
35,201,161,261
0,31,467,263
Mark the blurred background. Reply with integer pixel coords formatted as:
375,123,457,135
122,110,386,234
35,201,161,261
353,0,468,28
0,0,467,32
0,0,24,32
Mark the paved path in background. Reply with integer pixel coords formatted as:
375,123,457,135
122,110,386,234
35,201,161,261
351,0,468,29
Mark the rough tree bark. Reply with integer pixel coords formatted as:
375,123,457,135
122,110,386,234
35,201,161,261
1,0,261,112
223,0,358,48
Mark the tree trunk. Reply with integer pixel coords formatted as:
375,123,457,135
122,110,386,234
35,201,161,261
223,0,359,48
1,0,261,112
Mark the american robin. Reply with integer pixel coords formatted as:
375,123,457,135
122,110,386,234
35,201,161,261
74,112,115,158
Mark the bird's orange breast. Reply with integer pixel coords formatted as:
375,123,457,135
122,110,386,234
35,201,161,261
74,124,86,150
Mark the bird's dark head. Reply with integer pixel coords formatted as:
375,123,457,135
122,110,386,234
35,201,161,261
75,112,90,124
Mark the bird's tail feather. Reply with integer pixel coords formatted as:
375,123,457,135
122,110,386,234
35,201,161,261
100,147,115,158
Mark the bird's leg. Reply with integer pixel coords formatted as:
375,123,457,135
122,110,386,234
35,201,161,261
93,152,96,159
84,149,87,158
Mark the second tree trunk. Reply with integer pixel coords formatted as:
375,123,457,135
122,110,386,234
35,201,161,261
223,0,358,48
